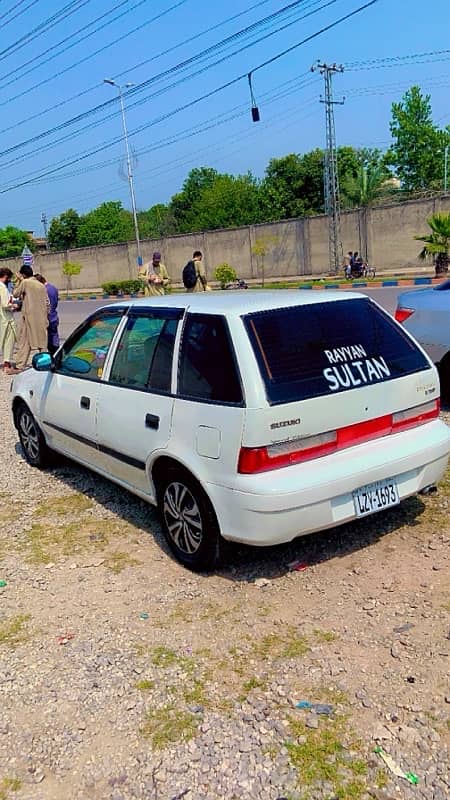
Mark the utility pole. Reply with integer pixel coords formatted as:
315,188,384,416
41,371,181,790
41,212,49,250
311,61,344,274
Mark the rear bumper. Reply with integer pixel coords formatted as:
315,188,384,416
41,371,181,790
206,420,450,545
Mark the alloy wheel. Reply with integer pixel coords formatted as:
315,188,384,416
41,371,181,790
163,481,203,555
19,409,40,461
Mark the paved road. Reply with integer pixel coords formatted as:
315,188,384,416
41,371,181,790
58,286,415,340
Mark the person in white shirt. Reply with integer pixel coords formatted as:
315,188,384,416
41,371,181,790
0,267,17,373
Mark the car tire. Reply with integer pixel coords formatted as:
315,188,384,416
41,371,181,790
156,466,222,571
15,402,53,468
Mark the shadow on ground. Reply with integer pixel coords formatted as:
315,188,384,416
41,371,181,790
16,440,430,583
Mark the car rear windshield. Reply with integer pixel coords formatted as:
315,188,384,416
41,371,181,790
243,298,431,405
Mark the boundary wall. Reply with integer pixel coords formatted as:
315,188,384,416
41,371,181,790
2,194,450,291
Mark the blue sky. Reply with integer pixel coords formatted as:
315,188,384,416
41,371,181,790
0,0,449,233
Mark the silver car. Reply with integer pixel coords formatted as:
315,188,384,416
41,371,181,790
395,279,450,398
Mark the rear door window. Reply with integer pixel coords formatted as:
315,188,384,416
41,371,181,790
178,313,243,404
244,298,431,405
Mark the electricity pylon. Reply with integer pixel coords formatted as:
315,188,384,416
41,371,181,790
311,61,344,274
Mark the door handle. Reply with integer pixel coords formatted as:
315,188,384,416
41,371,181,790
80,396,90,410
145,413,159,430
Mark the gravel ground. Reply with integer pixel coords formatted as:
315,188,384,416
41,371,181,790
0,373,449,800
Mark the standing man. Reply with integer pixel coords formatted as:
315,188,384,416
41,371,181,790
185,250,209,292
10,265,49,373
35,274,60,355
0,268,17,374
138,251,170,297
343,251,353,278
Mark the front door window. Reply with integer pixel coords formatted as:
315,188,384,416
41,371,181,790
57,312,124,380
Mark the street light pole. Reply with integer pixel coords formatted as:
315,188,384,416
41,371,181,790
104,79,142,266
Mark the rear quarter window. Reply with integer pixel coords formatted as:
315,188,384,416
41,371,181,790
244,298,431,405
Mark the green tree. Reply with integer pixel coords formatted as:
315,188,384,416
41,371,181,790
251,235,278,287
194,173,261,230
76,201,134,247
388,86,450,191
261,150,324,220
415,212,450,275
260,147,381,221
0,226,35,259
48,208,81,251
169,167,219,232
138,204,177,238
62,261,83,295
341,162,394,208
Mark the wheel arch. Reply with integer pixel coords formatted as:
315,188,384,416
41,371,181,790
150,454,208,500
12,395,29,428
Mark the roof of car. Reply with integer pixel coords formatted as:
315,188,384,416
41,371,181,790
106,289,363,316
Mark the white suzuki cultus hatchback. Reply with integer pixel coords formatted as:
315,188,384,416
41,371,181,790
11,291,450,570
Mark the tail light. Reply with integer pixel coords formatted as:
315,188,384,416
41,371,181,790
392,399,440,432
395,306,415,323
238,399,440,474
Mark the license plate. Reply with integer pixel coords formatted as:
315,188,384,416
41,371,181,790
353,478,399,517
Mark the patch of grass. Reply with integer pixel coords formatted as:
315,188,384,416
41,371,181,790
183,678,208,707
287,715,367,800
0,778,22,800
21,519,129,564
135,679,154,691
239,676,268,701
312,687,349,706
151,646,179,668
104,551,140,574
253,628,310,660
35,494,93,517
141,705,199,748
0,614,30,648
375,768,388,789
150,646,195,674
314,629,337,643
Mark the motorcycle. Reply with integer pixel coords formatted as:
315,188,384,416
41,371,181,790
225,278,249,290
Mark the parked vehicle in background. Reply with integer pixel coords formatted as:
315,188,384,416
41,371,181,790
395,279,450,399
225,278,248,290
10,291,450,571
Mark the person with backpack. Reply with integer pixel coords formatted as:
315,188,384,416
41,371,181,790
182,250,210,292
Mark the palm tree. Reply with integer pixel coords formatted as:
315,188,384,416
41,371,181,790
415,212,450,276
341,164,395,208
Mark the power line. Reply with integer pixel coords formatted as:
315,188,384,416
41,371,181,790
0,0,40,29
33,75,319,183
10,93,321,220
0,0,317,109
0,0,92,62
0,0,272,133
345,48,450,70
0,0,137,85
0,0,384,194
0,0,330,162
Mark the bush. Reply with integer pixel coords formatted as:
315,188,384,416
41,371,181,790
101,279,142,295
215,263,237,289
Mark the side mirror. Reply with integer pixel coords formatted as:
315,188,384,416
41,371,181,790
32,352,53,371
